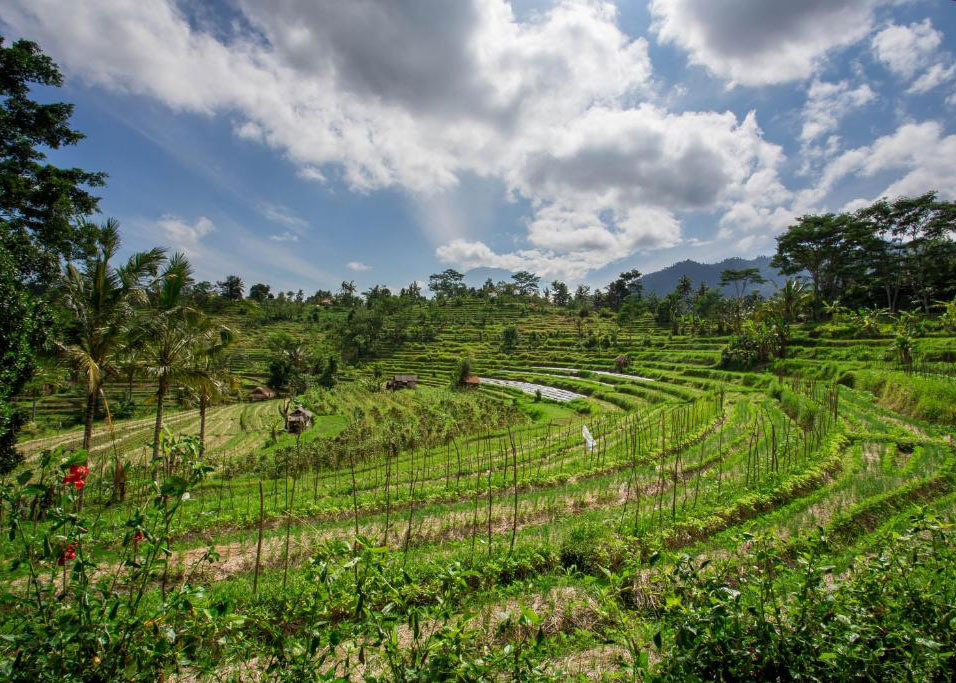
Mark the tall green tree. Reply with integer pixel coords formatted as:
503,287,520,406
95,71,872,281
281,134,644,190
885,192,955,313
338,280,358,306
0,38,105,472
675,274,693,313
550,280,570,307
0,38,105,284
216,275,244,300
719,268,766,299
0,249,47,472
138,253,206,467
399,280,423,300
511,271,540,297
855,199,905,311
771,214,855,307
248,282,271,301
59,219,164,450
606,269,642,310
428,269,466,298
188,320,236,457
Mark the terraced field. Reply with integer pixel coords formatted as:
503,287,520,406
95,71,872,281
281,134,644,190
14,310,336,434
6,305,956,679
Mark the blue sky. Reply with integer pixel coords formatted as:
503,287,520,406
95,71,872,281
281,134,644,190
4,1,955,293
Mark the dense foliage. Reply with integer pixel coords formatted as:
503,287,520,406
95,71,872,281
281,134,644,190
0,37,104,471
654,518,956,681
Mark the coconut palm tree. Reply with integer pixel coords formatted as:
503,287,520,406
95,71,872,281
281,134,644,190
115,346,142,404
189,320,237,457
59,219,164,450
137,252,207,469
775,279,809,323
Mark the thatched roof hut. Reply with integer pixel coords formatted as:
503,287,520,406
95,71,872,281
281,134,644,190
386,374,418,390
250,386,276,401
286,406,314,434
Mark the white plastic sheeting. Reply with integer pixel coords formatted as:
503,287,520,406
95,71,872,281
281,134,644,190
582,425,595,452
477,377,586,402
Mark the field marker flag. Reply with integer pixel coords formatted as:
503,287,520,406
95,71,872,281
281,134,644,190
582,425,595,452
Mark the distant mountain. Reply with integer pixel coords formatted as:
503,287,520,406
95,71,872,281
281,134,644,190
639,256,784,297
460,257,788,297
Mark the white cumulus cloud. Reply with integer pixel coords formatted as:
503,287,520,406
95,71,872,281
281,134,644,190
871,20,955,94
800,80,875,144
650,0,889,86
805,121,956,208
152,215,215,252
9,0,948,281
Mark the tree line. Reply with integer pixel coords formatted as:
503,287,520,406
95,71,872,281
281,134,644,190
772,194,956,313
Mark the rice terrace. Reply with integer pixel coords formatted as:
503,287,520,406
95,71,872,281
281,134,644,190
2,2,956,681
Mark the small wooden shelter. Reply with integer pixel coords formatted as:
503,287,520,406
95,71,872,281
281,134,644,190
250,386,276,401
463,375,480,388
386,374,418,390
285,406,314,434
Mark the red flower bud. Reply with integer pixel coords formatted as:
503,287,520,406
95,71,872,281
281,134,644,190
73,479,85,490
58,544,76,565
133,531,144,542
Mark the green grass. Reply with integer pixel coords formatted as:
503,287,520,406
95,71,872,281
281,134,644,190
6,306,956,680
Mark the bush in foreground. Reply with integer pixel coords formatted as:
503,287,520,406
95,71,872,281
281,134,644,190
650,516,956,681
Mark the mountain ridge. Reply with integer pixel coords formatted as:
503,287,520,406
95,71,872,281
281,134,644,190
638,256,783,297
461,256,784,297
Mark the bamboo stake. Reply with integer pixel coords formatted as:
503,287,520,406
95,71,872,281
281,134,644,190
508,429,518,554
253,481,264,596
282,477,296,591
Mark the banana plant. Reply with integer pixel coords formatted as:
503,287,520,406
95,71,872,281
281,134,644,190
850,307,885,338
935,296,956,333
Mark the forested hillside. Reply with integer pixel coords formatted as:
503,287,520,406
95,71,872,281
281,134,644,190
638,256,782,297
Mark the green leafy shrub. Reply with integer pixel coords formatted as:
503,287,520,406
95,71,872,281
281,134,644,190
450,355,474,388
720,333,761,370
560,522,622,574
501,325,519,349
0,436,220,680
651,518,956,682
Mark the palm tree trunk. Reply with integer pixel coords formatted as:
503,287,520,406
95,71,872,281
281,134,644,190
199,394,207,458
83,388,98,451
152,380,167,470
